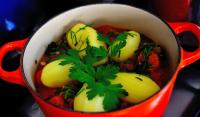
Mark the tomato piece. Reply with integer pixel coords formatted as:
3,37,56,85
49,95,65,107
148,51,162,86
136,50,162,86
148,51,160,71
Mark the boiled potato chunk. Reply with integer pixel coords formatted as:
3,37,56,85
66,23,106,56
74,85,105,112
67,23,108,65
110,31,141,62
41,59,73,88
111,72,160,103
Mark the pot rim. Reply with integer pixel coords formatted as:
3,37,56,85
21,3,181,114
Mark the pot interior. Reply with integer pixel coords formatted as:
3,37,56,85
23,4,179,91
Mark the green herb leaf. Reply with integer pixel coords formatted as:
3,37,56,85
95,64,120,83
109,32,129,57
82,40,108,65
115,32,129,42
86,82,105,99
110,41,126,57
143,46,153,57
57,49,82,66
57,27,129,111
67,49,80,60
86,83,127,111
97,33,111,45
70,68,95,87
103,84,128,111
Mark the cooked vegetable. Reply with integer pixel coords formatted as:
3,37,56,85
111,72,160,103
109,31,141,62
74,83,127,112
56,45,127,111
41,59,73,88
67,23,108,65
135,44,159,74
35,24,166,112
49,95,65,107
74,85,105,112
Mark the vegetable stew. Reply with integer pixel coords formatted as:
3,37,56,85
34,23,168,112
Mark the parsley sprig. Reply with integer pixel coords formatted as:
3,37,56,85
55,39,127,111
82,40,108,65
86,83,128,111
97,33,111,45
95,64,120,84
98,32,129,58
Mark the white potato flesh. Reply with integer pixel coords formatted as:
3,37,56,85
74,85,105,112
110,31,141,62
111,72,160,104
41,59,73,88
67,23,108,65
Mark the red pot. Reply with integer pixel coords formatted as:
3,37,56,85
152,0,191,21
0,4,200,117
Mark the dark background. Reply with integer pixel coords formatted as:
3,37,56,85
0,0,200,117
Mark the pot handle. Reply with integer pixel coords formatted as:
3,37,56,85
169,22,200,68
0,39,28,86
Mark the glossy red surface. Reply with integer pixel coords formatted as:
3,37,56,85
169,23,200,68
153,0,191,21
0,22,199,117
0,39,27,86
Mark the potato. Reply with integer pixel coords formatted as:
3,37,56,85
111,72,160,104
110,31,141,62
41,59,73,88
67,23,108,65
74,84,105,112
